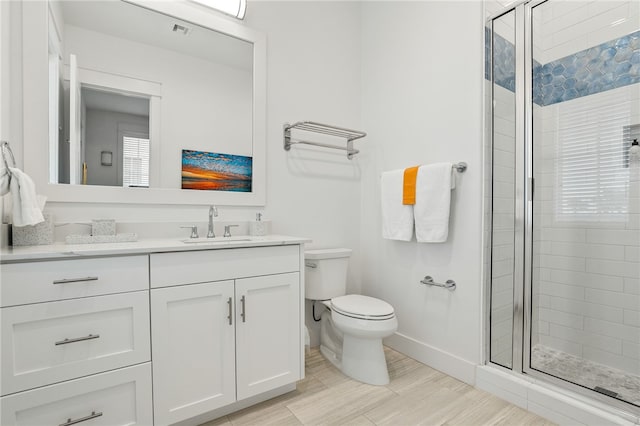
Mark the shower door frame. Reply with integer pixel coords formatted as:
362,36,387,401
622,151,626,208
485,0,640,417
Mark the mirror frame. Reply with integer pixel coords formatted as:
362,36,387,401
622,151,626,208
22,0,266,206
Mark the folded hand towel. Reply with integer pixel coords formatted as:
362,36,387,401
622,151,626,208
402,166,420,205
414,163,453,243
381,169,414,241
8,167,45,227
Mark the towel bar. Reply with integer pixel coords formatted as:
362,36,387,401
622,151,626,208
452,162,467,173
283,121,367,160
420,275,456,291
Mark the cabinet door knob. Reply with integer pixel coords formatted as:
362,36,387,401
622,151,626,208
227,297,233,325
240,295,246,323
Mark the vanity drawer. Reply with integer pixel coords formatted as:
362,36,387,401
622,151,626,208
0,363,153,426
0,255,149,307
0,291,151,395
150,245,300,288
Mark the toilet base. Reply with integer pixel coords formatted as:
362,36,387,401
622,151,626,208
341,334,390,385
317,301,396,386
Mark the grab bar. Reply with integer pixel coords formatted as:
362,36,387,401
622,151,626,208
420,275,456,291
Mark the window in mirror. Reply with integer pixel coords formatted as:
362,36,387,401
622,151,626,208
123,136,150,188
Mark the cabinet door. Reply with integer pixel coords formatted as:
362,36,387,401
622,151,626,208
235,272,301,400
151,281,236,426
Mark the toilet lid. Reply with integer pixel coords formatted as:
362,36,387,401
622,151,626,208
331,295,395,320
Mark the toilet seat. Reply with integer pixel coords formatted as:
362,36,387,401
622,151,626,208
331,295,395,321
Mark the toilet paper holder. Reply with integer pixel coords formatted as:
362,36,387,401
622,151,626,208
420,275,456,291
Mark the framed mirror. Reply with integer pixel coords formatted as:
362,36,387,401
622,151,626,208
22,0,266,205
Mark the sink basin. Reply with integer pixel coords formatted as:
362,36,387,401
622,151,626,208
181,236,253,244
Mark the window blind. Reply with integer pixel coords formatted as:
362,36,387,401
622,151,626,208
555,91,630,221
122,136,150,188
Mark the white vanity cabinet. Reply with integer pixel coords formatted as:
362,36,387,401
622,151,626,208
0,255,153,426
150,245,302,426
1,237,306,426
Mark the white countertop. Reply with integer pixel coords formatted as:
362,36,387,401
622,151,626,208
0,235,311,263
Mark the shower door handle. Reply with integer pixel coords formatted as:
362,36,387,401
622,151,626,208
528,177,535,201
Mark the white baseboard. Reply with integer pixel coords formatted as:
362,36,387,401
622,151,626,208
384,332,477,385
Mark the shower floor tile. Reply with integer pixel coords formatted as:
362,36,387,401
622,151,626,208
531,344,640,407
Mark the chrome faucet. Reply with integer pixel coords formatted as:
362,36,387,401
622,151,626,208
207,205,218,238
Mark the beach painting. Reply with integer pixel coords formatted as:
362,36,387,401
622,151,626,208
181,149,252,192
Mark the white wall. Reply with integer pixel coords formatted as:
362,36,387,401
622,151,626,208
359,1,484,383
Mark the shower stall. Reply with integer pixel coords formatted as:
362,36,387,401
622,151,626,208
486,0,639,417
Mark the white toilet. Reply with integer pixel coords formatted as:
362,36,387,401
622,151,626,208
305,248,398,385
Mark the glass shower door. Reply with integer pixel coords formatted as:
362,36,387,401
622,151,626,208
528,0,640,407
489,9,517,370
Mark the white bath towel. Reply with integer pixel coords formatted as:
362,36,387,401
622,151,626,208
7,167,45,227
381,169,414,241
414,163,453,243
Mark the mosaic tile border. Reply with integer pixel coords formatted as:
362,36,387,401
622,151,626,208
485,27,516,93
534,30,640,106
485,29,640,106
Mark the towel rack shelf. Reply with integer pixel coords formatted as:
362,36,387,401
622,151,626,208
283,121,366,160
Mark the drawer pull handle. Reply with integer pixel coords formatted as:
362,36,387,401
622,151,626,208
241,295,246,323
59,411,103,426
227,297,233,325
55,334,100,346
53,277,99,285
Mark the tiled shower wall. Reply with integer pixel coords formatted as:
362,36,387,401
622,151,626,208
533,84,640,375
491,83,516,367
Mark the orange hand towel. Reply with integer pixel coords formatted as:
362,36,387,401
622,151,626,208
402,166,420,205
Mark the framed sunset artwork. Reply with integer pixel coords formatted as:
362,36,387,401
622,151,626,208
181,149,252,192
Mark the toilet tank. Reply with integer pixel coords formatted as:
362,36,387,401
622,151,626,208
305,248,352,300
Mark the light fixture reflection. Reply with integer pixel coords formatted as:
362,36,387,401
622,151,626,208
190,0,247,19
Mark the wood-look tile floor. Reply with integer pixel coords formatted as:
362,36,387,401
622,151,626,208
202,347,555,426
